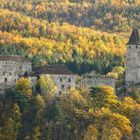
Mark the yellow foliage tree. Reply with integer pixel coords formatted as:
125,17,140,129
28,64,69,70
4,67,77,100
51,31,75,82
38,75,57,103
83,125,98,140
16,77,32,96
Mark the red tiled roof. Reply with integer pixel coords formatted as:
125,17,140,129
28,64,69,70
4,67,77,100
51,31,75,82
0,55,30,62
33,64,74,75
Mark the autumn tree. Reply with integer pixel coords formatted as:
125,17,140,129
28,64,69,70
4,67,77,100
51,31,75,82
38,75,57,103
16,77,32,96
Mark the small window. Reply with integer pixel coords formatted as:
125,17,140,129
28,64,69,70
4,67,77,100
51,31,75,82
59,91,61,95
129,46,131,49
20,66,22,70
24,72,28,77
136,46,138,49
61,85,65,89
60,78,62,82
3,72,5,75
68,78,71,83
4,78,7,83
36,85,41,93
9,72,12,75
15,79,16,82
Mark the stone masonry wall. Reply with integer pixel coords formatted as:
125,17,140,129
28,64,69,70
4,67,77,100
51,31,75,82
125,45,140,84
0,60,32,89
79,75,116,88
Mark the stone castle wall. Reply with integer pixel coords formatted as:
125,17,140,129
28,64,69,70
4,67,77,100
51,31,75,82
0,56,116,94
51,74,76,95
79,75,116,88
29,74,76,96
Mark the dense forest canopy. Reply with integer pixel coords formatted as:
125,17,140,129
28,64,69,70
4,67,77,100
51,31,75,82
1,79,140,140
0,0,140,32
0,0,131,74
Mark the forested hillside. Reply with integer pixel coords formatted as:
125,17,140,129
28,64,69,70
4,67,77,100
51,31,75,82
1,1,140,140
0,0,140,32
0,0,130,74
1,77,140,140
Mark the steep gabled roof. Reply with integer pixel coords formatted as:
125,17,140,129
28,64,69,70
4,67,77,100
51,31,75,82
127,28,140,45
0,55,30,62
33,64,74,75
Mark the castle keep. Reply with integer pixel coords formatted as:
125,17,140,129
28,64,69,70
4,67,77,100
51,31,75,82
125,28,140,84
29,65,76,96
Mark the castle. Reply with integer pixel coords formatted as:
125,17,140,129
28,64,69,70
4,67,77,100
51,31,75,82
0,28,139,96
29,65,76,96
0,55,76,95
125,28,140,85
0,54,116,95
2,27,139,94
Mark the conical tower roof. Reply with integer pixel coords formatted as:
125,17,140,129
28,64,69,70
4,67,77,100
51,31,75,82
127,28,140,45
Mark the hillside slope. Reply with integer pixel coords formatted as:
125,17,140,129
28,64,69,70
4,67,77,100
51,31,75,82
0,0,140,32
0,0,132,74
